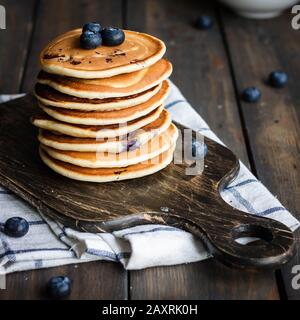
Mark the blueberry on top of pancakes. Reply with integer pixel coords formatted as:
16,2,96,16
80,23,125,49
80,30,102,49
101,27,125,46
82,22,102,34
80,22,103,49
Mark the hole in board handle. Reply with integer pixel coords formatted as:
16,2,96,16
233,224,274,246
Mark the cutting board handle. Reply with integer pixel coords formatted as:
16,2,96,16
145,205,295,269
184,204,294,268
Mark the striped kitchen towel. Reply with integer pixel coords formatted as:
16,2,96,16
0,82,299,274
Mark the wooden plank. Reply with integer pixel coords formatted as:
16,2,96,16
127,0,279,299
0,262,126,300
131,262,279,300
220,8,300,299
0,0,128,300
0,0,36,93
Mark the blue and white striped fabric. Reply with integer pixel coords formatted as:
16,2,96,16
0,82,299,274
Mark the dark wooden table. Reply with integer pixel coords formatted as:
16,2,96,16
0,0,299,300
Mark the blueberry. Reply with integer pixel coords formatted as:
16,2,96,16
82,22,102,34
269,71,288,88
192,139,208,159
101,27,125,46
47,276,71,299
4,217,29,238
195,16,213,30
127,139,137,151
242,87,261,103
80,31,102,49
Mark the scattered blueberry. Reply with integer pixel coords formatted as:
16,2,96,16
195,16,213,30
82,22,102,34
101,27,125,46
4,217,29,238
269,71,288,88
80,31,102,49
242,87,261,103
47,276,71,299
192,139,208,159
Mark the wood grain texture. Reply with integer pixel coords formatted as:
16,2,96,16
126,0,280,300
0,0,127,300
0,0,36,93
131,261,279,300
220,8,300,299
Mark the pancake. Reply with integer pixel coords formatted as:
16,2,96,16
37,59,172,99
34,82,162,111
40,29,166,79
32,106,165,138
39,145,175,182
38,109,171,152
40,124,178,168
37,111,170,153
39,80,169,125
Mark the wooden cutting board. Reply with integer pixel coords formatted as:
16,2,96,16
0,94,295,269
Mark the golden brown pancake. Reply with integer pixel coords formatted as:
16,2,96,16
39,145,175,182
37,109,171,152
39,80,169,125
40,29,166,79
32,106,165,138
34,82,162,111
40,124,178,168
37,59,172,99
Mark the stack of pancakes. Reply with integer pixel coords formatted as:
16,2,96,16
32,29,178,182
